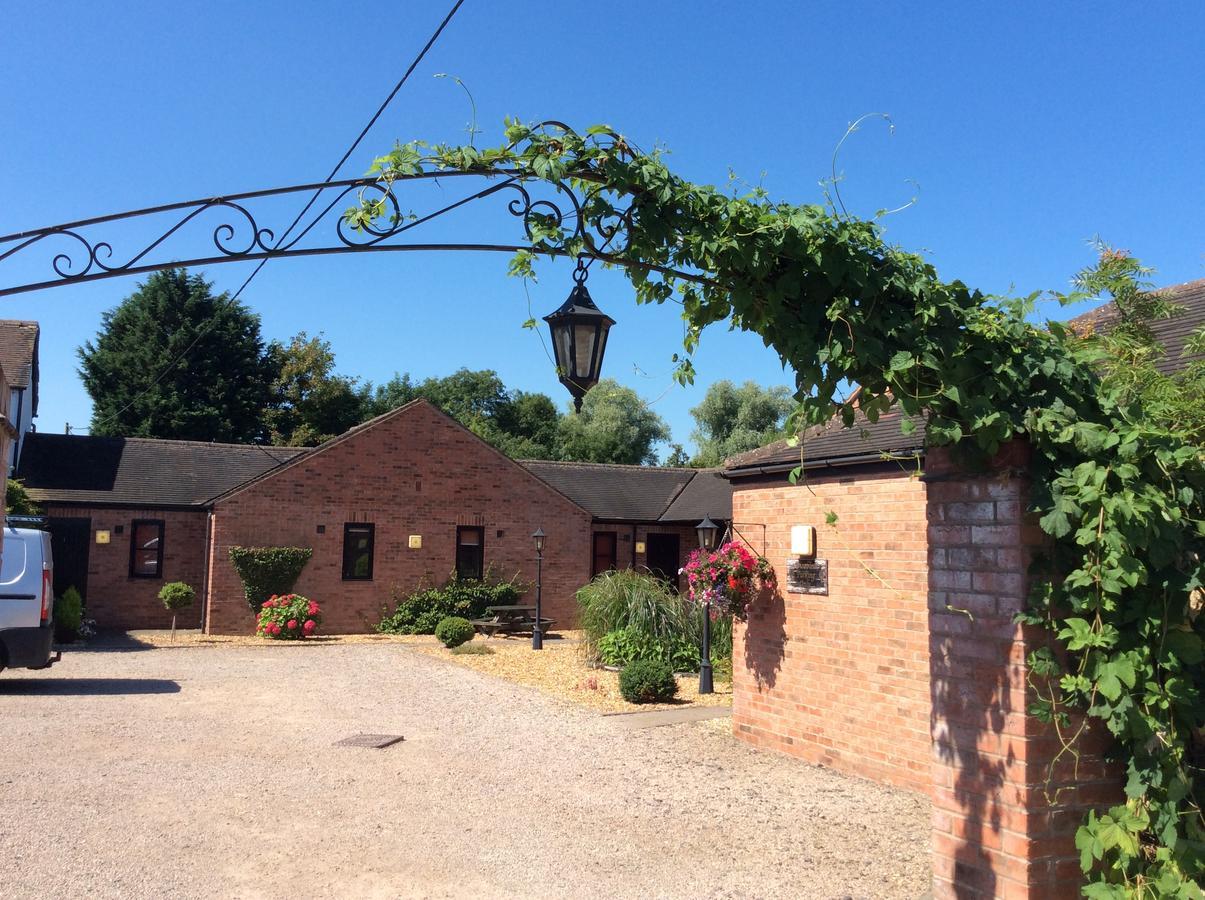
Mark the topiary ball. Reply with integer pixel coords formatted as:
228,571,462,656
435,616,475,648
619,659,678,704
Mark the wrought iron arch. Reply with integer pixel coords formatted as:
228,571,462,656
0,167,702,299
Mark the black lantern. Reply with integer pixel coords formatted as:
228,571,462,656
695,514,720,695
531,528,546,650
544,260,615,412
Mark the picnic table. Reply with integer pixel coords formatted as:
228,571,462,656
471,604,555,637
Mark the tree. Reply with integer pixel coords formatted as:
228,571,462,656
689,380,793,466
360,368,564,459
556,379,670,465
5,479,40,516
78,268,276,442
265,332,365,446
663,443,690,467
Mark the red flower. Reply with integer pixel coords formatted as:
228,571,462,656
263,599,273,609
307,602,319,616
287,619,297,630
303,619,316,634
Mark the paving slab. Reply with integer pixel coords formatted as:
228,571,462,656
604,704,732,729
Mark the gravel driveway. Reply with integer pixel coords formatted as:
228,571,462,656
0,638,930,899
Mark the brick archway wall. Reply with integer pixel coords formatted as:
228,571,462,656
731,446,1121,898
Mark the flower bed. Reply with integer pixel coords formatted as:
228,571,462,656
256,594,321,640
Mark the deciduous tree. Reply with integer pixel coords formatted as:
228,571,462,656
689,379,792,466
556,379,670,465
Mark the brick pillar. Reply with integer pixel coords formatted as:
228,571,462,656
925,443,1118,899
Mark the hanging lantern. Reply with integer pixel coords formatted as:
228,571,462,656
543,259,615,412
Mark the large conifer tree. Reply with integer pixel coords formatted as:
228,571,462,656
78,268,277,442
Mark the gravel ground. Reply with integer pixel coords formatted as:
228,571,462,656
0,639,930,899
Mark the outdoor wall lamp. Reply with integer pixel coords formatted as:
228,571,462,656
532,528,546,650
696,515,720,553
695,515,720,694
544,258,615,412
790,525,816,558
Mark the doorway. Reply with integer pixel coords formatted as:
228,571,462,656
48,516,91,601
592,532,617,576
644,533,680,591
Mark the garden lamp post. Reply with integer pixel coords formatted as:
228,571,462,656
544,259,615,412
696,515,720,694
532,527,546,650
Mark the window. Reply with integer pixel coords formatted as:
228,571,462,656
592,532,617,576
342,523,375,580
129,519,164,579
455,526,484,580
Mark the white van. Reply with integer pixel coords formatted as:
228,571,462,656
0,524,58,672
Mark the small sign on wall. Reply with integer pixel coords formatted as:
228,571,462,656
408,535,422,549
95,530,111,544
634,541,646,554
786,558,828,595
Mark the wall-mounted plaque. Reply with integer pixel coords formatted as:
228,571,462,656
786,558,828,595
408,535,423,549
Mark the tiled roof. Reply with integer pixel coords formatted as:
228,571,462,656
16,432,307,507
0,320,39,410
724,409,925,477
518,459,730,522
1067,277,1205,376
660,469,731,522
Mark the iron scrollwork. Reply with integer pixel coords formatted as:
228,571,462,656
0,159,635,298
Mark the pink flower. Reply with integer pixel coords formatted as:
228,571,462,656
287,619,297,630
303,619,316,634
307,602,319,617
263,599,273,609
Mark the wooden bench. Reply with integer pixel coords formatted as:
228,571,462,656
471,605,555,637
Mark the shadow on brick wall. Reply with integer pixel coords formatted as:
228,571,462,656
744,586,786,689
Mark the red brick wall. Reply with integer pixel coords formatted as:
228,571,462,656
731,465,931,793
590,523,699,587
205,401,593,634
926,444,1120,898
45,504,208,629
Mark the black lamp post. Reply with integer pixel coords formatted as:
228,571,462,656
544,259,615,412
532,527,546,650
696,515,720,694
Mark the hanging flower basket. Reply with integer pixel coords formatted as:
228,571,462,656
681,541,776,618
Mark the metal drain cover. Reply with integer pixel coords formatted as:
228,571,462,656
335,733,404,749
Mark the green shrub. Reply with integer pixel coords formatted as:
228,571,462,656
435,616,475,648
713,656,734,682
598,626,698,672
377,570,524,635
5,478,40,516
54,586,83,642
618,659,678,704
158,581,195,611
576,570,688,659
228,546,312,612
158,581,196,641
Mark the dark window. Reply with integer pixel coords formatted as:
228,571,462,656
129,519,165,579
342,523,375,580
455,526,484,580
592,532,617,577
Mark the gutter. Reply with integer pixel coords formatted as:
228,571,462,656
723,448,924,480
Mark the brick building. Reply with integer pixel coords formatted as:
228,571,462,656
18,399,730,633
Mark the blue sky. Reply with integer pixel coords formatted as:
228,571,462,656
2,2,1202,455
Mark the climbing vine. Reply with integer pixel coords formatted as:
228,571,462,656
351,121,1204,894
